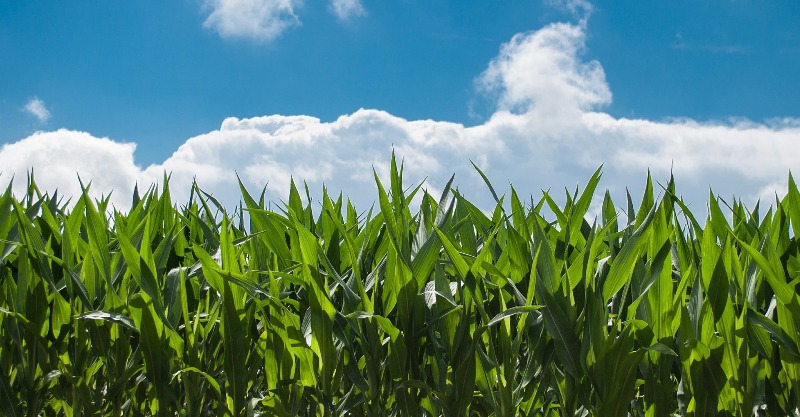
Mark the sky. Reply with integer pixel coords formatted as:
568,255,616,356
1,0,799,213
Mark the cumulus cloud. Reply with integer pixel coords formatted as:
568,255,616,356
2,18,799,213
329,0,366,20
0,130,142,203
203,0,302,41
24,98,51,122
478,22,611,135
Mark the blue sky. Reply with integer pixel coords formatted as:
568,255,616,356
1,0,800,210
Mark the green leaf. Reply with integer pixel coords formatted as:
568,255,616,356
483,305,543,327
535,276,582,379
471,160,501,205
747,308,800,358
77,310,138,332
221,279,248,416
435,227,470,281
736,235,793,305
602,200,657,302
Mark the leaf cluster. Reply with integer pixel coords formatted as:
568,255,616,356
2,163,800,416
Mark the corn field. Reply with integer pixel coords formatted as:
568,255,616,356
2,157,800,416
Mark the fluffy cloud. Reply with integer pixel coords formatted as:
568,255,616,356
201,0,365,42
24,98,51,122
3,19,799,213
478,22,611,135
203,0,302,41
329,0,366,20
140,111,490,209
0,130,142,203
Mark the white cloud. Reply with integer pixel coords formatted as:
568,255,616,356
2,18,799,213
0,129,142,203
546,0,593,21
24,98,51,122
478,22,611,135
203,0,302,41
329,0,365,20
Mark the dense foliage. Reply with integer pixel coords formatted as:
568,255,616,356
2,159,800,416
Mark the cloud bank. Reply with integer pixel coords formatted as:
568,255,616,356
3,19,799,212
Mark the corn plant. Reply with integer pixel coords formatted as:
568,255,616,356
1,159,800,416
